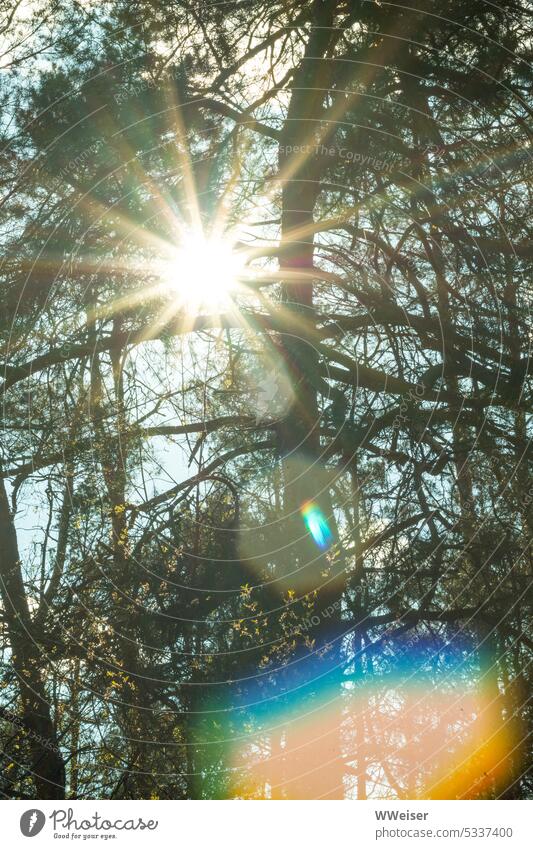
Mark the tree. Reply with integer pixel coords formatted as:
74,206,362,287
0,0,531,799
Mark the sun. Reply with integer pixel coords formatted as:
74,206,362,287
162,233,246,312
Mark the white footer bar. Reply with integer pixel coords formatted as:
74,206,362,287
5,799,531,848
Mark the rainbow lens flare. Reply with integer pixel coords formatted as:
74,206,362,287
301,501,333,550
193,634,526,799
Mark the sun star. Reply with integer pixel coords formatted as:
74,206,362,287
163,232,245,312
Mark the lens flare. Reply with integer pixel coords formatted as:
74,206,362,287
301,501,333,550
219,636,524,799
161,232,245,311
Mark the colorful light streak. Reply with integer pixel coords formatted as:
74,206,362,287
301,501,333,550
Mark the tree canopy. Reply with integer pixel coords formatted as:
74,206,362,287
0,0,531,800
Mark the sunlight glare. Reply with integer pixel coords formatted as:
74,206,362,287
163,233,245,312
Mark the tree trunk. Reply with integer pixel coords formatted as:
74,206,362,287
274,0,346,799
0,475,65,798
